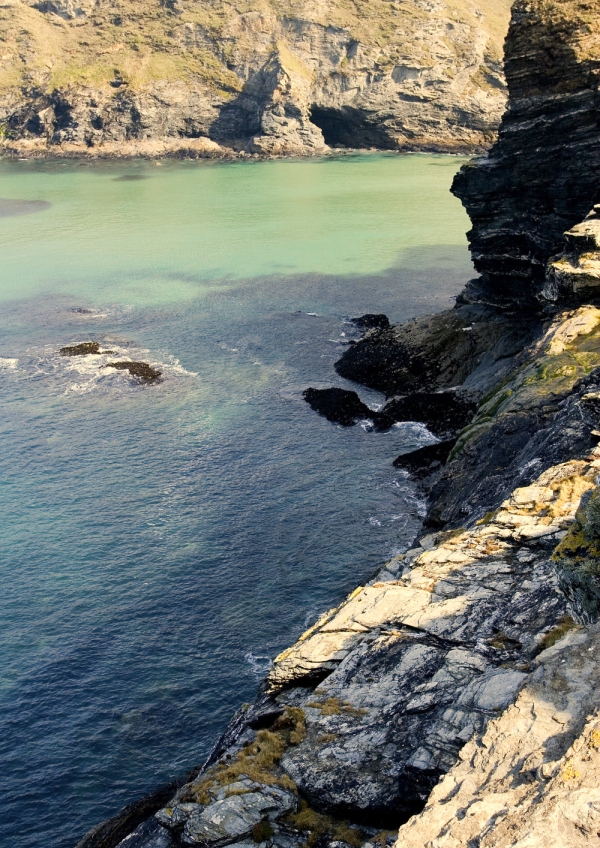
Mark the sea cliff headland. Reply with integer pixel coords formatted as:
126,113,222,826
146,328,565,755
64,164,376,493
0,0,510,159
77,1,600,846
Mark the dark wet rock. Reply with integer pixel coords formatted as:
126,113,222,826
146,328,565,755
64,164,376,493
304,386,477,438
104,362,162,382
60,341,107,355
425,309,600,529
69,307,95,314
303,387,372,427
452,0,600,308
376,391,478,438
335,305,541,398
0,198,51,217
393,440,457,479
350,314,390,331
75,770,199,848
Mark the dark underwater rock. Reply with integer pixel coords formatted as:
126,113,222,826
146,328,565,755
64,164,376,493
303,387,372,426
393,440,457,479
104,361,162,382
0,198,51,217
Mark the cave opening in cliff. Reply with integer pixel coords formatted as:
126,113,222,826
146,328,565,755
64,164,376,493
309,105,397,150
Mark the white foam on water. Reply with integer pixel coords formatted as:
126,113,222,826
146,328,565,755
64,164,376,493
392,420,440,443
24,340,200,394
0,357,18,369
359,419,375,432
244,652,273,678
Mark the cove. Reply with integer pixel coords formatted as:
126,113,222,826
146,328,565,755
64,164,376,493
0,153,472,848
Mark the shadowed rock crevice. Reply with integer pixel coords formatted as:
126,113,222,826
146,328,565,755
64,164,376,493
308,105,397,150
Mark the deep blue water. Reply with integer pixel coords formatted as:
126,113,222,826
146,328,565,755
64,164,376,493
0,155,472,847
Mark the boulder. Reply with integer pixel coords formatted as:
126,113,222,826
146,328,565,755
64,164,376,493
303,388,372,427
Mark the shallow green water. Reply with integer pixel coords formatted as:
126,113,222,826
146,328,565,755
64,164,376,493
0,154,469,304
0,153,473,848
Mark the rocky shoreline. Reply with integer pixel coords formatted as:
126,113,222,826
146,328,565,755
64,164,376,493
76,1,600,846
0,0,510,160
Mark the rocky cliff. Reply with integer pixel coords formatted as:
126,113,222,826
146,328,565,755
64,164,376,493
74,1,600,847
0,0,511,157
451,0,600,307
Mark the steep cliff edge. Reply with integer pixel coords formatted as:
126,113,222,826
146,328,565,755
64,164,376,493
451,0,600,307
0,0,511,157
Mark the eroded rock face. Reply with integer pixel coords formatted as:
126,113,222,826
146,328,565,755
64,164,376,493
110,445,600,848
0,0,511,156
335,304,541,397
544,205,600,302
427,306,600,527
395,624,600,848
452,0,600,307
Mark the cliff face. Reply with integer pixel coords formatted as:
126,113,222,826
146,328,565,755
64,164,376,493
452,0,600,307
80,308,600,848
0,0,511,157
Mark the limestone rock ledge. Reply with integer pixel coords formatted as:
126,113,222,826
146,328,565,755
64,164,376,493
395,625,600,848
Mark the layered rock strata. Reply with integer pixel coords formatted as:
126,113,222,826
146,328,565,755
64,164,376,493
0,0,511,157
451,0,600,307
78,306,600,848
106,448,600,848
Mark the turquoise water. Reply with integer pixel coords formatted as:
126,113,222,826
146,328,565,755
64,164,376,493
0,154,472,848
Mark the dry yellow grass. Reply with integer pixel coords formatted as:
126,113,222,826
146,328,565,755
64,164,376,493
0,0,512,98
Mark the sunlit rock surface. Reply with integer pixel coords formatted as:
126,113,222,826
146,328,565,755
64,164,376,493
0,0,511,157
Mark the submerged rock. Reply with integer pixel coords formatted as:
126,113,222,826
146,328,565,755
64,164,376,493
103,362,162,382
0,198,51,217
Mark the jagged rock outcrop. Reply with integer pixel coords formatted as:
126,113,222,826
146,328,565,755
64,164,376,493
426,306,600,527
335,303,541,397
395,624,600,848
0,0,511,157
452,0,600,307
103,440,600,848
303,386,477,436
544,204,600,302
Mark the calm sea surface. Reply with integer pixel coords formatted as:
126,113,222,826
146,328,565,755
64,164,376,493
0,154,472,848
